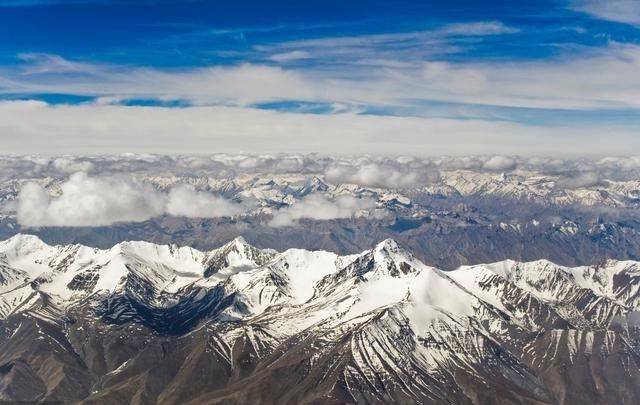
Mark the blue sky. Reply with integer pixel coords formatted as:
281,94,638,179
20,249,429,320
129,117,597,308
1,0,636,67
0,0,639,155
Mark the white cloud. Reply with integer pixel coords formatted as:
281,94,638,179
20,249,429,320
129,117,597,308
17,172,165,227
269,194,377,227
166,185,243,218
259,21,517,63
17,53,100,75
2,101,638,156
555,171,602,189
6,62,316,106
482,156,517,171
571,0,640,25
433,156,484,170
269,50,312,63
52,157,94,173
17,173,243,227
3,42,640,111
435,21,519,36
413,43,640,109
325,163,437,188
598,156,640,170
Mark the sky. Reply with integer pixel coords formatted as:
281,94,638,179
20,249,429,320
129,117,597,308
0,0,639,156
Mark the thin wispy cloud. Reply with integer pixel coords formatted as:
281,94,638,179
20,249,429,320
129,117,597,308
255,21,517,66
269,50,312,63
17,53,100,75
4,42,640,111
571,0,640,25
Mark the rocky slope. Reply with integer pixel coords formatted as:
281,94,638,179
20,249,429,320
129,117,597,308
0,235,639,404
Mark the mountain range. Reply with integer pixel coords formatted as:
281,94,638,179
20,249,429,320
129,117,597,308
2,168,640,271
1,234,639,404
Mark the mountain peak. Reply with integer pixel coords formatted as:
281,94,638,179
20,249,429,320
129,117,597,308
372,239,414,265
0,233,50,257
217,235,251,250
231,235,249,246
374,238,401,252
203,236,274,277
344,238,419,279
308,175,329,190
3,233,46,246
0,234,638,403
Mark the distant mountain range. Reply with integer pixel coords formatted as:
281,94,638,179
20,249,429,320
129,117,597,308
133,170,640,209
2,169,640,270
1,235,639,403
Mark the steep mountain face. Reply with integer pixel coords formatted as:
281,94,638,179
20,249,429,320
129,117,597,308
1,235,640,404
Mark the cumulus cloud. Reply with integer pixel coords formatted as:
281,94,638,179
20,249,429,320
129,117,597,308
16,173,243,227
5,153,640,188
52,157,94,173
482,155,517,171
597,156,640,171
269,194,379,227
325,163,438,189
17,173,165,227
432,156,485,171
555,171,604,189
166,185,243,218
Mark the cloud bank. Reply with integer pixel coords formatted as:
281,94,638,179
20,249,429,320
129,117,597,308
1,101,638,156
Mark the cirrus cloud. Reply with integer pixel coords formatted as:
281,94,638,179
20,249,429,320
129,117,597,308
571,0,640,25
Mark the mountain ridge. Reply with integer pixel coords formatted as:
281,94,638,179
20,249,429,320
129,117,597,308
1,234,639,403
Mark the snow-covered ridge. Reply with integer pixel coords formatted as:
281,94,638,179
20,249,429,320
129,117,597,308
5,169,640,225
3,233,640,404
131,170,640,212
140,170,640,208
1,233,638,331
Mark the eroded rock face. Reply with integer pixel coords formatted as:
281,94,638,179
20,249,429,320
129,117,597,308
1,236,640,404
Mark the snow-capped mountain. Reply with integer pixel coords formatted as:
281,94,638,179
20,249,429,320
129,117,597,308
2,166,640,275
426,170,640,207
136,169,640,209
1,235,639,403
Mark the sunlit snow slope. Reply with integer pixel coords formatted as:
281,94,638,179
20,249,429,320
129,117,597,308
0,235,639,404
